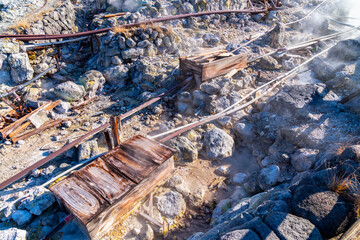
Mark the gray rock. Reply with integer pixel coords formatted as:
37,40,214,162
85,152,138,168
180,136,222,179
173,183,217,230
257,56,281,70
204,128,234,160
220,229,260,240
232,172,249,185
291,185,353,238
156,190,186,218
339,145,360,161
78,70,106,97
55,101,71,114
121,47,144,59
25,191,56,216
54,81,85,101
11,210,32,226
258,165,280,190
238,217,280,240
0,227,28,240
125,38,136,48
188,232,204,240
168,136,198,162
0,41,19,53
328,39,360,61
118,36,126,49
265,212,322,240
78,140,99,161
34,62,49,74
103,65,129,87
178,91,192,103
234,122,255,143
138,40,151,48
200,82,221,95
291,148,319,172
167,175,184,188
312,58,342,81
143,224,154,240
253,200,290,217
8,53,34,83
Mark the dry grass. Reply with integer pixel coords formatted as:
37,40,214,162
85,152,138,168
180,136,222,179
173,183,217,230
335,144,347,156
112,26,132,38
9,8,54,33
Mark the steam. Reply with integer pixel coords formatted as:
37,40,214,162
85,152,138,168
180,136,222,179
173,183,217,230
107,0,142,12
333,0,360,26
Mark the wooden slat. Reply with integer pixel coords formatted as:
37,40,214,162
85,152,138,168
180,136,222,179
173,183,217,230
86,156,174,240
74,158,135,204
202,53,247,81
49,175,109,224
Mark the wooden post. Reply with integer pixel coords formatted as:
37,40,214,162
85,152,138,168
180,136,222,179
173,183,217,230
110,116,120,147
339,218,360,240
103,130,113,150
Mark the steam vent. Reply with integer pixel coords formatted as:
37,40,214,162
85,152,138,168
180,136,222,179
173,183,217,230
2,0,360,239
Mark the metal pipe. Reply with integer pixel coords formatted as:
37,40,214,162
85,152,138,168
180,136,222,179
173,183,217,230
0,8,280,41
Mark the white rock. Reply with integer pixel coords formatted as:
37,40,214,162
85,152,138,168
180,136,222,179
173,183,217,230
0,227,28,240
232,172,249,186
258,165,280,190
156,191,186,219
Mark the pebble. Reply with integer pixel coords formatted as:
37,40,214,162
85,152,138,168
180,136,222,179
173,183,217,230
4,140,11,145
17,140,25,145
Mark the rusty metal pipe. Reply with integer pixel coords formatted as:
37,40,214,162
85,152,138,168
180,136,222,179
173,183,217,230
1,8,280,41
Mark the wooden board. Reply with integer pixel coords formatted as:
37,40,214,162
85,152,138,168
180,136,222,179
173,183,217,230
49,135,176,239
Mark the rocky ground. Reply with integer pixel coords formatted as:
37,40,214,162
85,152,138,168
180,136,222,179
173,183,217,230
1,0,360,239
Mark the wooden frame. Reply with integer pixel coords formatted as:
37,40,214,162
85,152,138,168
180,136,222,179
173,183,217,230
179,49,247,82
49,135,176,239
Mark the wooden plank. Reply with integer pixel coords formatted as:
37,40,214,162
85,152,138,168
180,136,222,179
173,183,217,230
74,158,135,204
85,156,174,240
110,116,120,147
202,53,247,81
103,130,113,150
49,175,110,225
120,135,175,165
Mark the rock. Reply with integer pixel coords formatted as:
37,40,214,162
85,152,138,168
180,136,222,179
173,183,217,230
168,136,198,162
200,82,221,95
211,198,233,224
238,217,280,240
291,148,319,172
258,165,280,190
78,70,106,97
204,128,234,160
41,226,52,238
11,210,32,226
328,39,360,61
0,227,28,240
188,232,204,240
125,38,136,48
178,91,192,103
143,224,154,240
34,62,49,74
232,172,249,185
54,81,85,101
265,212,322,240
103,65,129,87
25,191,56,216
244,173,262,195
138,40,151,48
217,165,230,176
312,58,342,81
291,185,353,238
78,140,99,161
257,56,281,70
8,53,34,83
155,190,186,219
121,48,144,60
220,229,260,240
188,188,205,208
339,145,360,161
0,41,19,53
230,186,250,201
167,175,184,188
55,101,71,114
234,122,255,143
253,200,290,217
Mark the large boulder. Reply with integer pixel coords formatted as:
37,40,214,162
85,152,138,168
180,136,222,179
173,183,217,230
103,65,129,87
311,58,342,81
168,136,198,162
204,128,234,159
54,81,85,101
220,229,260,240
291,185,353,238
155,190,186,219
8,53,34,83
78,70,106,97
291,148,319,172
328,39,360,61
0,227,28,240
265,212,322,240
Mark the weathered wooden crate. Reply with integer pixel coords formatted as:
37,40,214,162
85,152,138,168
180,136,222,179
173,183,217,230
179,49,247,82
49,135,176,239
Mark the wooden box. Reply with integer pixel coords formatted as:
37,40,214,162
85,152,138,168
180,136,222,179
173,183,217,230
49,135,176,239
179,49,247,82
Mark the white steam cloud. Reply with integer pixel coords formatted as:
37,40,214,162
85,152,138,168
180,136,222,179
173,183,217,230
107,0,142,12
